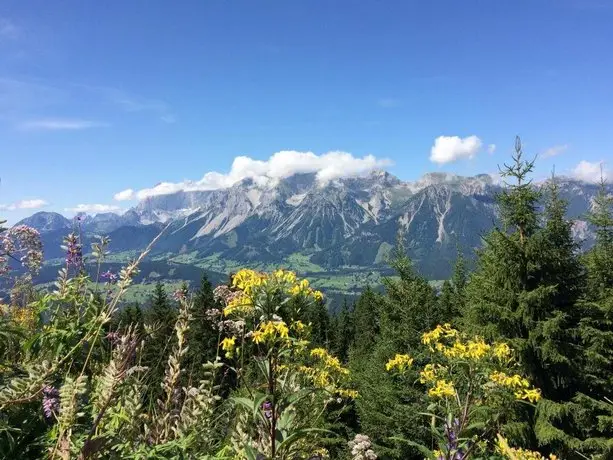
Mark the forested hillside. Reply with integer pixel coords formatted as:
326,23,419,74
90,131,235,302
1,140,612,459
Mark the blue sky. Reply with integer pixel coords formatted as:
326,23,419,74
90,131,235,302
1,0,612,223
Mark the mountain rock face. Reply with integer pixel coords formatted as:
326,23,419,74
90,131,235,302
17,212,71,232
16,172,609,279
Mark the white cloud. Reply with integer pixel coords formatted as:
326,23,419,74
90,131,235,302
571,160,610,182
127,150,392,200
18,118,108,131
113,189,135,201
430,135,483,164
65,204,121,214
542,144,568,158
487,144,496,154
0,199,48,211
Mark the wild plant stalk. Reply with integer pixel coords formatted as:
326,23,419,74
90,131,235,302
0,224,169,412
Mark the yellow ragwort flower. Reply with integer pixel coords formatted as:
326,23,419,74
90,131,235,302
515,388,542,403
493,342,513,361
419,363,443,383
251,330,264,344
312,290,324,302
385,354,414,372
422,323,458,346
428,379,456,399
221,336,236,357
232,269,267,295
223,293,254,316
291,320,307,333
337,388,359,399
496,434,555,459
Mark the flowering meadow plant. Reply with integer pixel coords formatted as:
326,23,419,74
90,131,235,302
218,268,356,460
386,324,542,459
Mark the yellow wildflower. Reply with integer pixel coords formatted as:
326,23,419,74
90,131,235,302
428,379,456,399
493,342,512,361
311,347,327,359
496,434,556,459
385,354,414,372
419,363,443,383
490,371,530,389
284,271,297,284
337,388,359,399
312,290,324,302
251,330,264,344
232,269,267,295
515,388,542,403
223,293,254,316
422,323,458,346
291,320,307,332
11,307,36,329
465,337,490,360
275,321,289,338
221,336,236,357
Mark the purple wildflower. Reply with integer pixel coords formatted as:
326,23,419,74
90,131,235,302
173,289,186,302
262,401,273,420
105,331,121,344
100,270,118,283
42,385,60,420
444,418,464,460
64,234,83,268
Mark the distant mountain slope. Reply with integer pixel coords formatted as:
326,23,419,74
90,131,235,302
15,171,609,280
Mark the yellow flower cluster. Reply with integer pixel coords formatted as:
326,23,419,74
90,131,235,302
385,354,414,372
496,434,557,460
423,325,514,363
422,323,458,345
428,379,456,399
11,306,36,329
299,347,351,391
492,342,513,361
272,268,297,285
310,348,348,374
490,371,541,403
337,388,359,399
291,320,307,333
223,293,254,316
229,269,324,310
437,337,490,360
232,269,267,295
221,336,236,358
419,363,446,383
286,276,324,301
251,321,290,344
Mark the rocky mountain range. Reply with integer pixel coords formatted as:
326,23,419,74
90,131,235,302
16,171,607,280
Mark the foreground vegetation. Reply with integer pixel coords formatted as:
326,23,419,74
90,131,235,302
1,138,612,459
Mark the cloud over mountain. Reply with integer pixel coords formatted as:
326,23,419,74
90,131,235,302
65,204,121,214
119,150,392,201
572,160,610,182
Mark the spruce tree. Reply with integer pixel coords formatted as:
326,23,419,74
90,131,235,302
464,139,589,455
571,177,613,457
350,235,440,458
185,274,220,381
333,298,355,363
450,246,467,314
351,286,381,357
143,282,176,404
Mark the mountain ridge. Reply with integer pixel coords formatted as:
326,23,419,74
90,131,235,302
15,171,608,280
